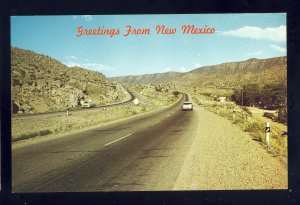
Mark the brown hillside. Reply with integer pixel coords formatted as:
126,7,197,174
11,47,126,114
112,57,287,89
185,57,287,88
110,71,183,84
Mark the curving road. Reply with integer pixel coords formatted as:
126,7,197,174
13,94,199,192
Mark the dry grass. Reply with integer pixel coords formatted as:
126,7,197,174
204,103,287,158
12,105,154,142
12,90,180,142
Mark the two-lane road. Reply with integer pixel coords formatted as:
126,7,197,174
13,94,199,192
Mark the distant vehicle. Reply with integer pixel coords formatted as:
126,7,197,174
81,101,96,108
182,101,193,111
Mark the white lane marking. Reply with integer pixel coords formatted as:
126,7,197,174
104,133,132,147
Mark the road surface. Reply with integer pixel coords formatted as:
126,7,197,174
13,94,194,192
12,94,287,192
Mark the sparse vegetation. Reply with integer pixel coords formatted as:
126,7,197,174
183,82,287,159
278,108,287,124
39,129,52,136
204,103,287,157
263,112,276,121
126,83,180,108
12,104,157,142
12,130,52,142
240,106,253,117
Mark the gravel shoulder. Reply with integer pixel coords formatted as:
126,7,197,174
174,105,288,190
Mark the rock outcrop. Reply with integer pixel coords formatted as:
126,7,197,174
11,47,126,114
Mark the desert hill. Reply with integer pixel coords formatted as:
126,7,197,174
186,57,287,88
111,57,287,89
110,71,183,84
11,47,126,114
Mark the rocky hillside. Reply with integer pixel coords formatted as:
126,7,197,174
110,71,183,84
111,57,287,89
11,47,127,114
186,57,287,88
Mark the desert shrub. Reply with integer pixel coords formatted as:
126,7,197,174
241,107,252,116
263,112,276,121
14,132,39,142
130,110,138,115
244,121,263,133
278,108,287,124
233,115,244,124
39,129,52,136
172,91,180,96
200,92,212,97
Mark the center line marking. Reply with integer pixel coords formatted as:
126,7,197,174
104,133,132,147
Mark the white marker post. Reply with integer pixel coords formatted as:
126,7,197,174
233,108,236,122
67,109,69,116
266,122,271,147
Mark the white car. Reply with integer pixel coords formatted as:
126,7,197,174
81,102,96,108
182,101,193,111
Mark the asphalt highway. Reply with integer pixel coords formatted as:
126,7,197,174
13,94,199,192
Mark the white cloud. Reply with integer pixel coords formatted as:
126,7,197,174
163,67,173,72
66,62,113,72
180,67,192,72
194,63,202,68
64,56,113,72
246,51,263,56
221,26,286,42
270,44,286,53
65,55,77,60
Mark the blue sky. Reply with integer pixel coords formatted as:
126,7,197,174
11,14,286,77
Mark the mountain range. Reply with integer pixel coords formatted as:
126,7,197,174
11,46,287,114
111,56,287,89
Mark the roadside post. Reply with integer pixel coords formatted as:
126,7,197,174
266,122,271,147
67,109,69,116
233,108,236,122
